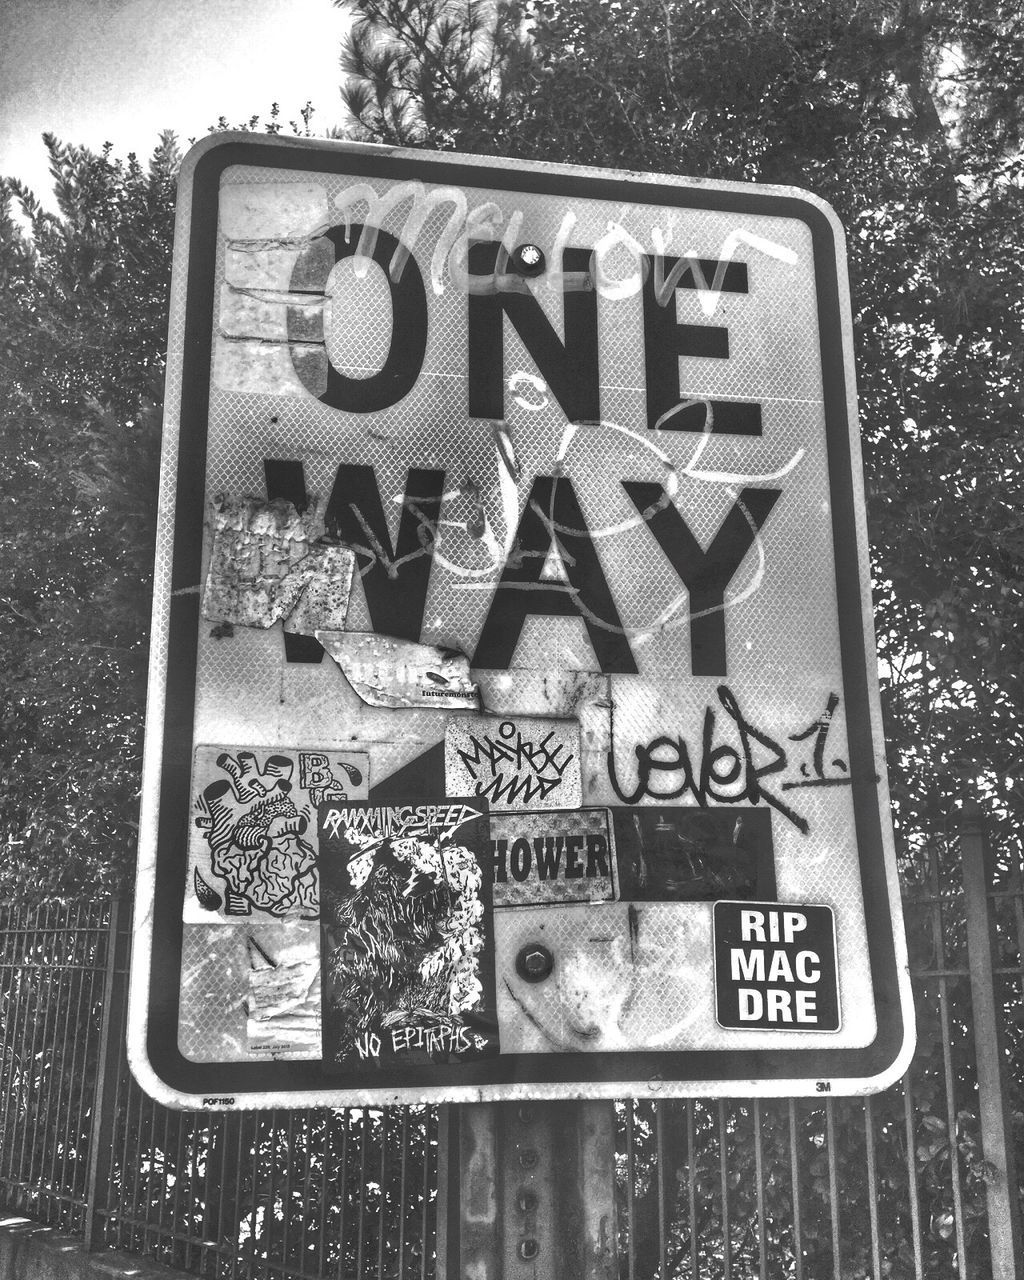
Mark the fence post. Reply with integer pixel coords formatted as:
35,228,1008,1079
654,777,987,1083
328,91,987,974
436,1100,617,1280
959,810,1023,1280
84,900,128,1251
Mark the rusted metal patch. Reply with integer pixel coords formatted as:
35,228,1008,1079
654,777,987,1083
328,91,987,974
202,495,354,633
316,631,480,709
446,715,582,809
490,809,615,908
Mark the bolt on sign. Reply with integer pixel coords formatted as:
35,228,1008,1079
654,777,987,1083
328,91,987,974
129,133,914,1108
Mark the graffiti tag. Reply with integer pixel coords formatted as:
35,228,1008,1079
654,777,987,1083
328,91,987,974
457,720,575,806
607,687,856,836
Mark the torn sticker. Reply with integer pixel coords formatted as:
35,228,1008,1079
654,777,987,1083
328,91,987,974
177,922,321,1062
224,239,337,293
474,670,610,719
316,631,480,710
219,282,325,344
219,182,329,242
246,931,322,1058
490,808,615,907
612,807,775,903
186,745,369,923
213,338,326,396
445,715,582,809
318,798,498,1068
202,495,354,633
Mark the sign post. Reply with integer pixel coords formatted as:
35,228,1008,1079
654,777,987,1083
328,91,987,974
129,133,913,1112
435,1101,617,1280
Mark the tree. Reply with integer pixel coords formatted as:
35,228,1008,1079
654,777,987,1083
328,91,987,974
336,3,1024,1275
337,0,1024,868
0,134,177,897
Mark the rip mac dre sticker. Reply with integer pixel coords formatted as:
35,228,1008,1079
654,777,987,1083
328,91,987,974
318,798,497,1068
713,902,840,1031
186,746,369,922
489,809,614,907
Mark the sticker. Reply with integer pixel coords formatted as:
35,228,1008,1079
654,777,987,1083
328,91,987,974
178,922,321,1061
202,495,355,634
317,631,480,710
445,715,582,809
318,798,498,1068
246,931,321,1057
186,746,369,922
490,809,615,907
612,807,775,902
713,901,841,1032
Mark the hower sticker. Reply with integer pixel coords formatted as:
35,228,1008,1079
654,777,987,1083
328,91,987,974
318,798,497,1068
490,809,615,906
186,745,369,922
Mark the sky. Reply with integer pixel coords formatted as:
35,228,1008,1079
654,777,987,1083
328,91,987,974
0,0,351,204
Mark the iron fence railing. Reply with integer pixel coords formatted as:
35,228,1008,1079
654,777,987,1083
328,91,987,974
0,835,1021,1280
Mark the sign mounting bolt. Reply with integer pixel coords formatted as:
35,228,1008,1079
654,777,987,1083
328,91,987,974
511,243,546,277
516,944,554,983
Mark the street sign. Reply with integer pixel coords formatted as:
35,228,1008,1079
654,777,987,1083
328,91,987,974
129,133,914,1107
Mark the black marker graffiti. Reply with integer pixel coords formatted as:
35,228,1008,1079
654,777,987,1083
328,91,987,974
607,687,855,836
782,693,849,790
457,720,575,806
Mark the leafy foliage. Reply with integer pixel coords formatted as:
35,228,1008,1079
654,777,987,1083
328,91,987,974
0,107,327,898
1,6,1022,1270
334,1,1024,1274
337,0,1024,867
0,134,177,896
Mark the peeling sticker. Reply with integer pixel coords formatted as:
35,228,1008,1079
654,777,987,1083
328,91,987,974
446,716,582,809
178,922,321,1062
219,182,330,242
490,808,615,907
185,745,369,923
202,495,354,633
246,932,322,1058
212,338,324,396
219,282,326,344
316,631,480,710
224,239,336,292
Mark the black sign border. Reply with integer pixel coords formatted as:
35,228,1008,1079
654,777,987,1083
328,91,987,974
143,136,908,1097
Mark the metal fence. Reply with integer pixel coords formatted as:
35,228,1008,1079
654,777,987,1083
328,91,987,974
0,833,1021,1280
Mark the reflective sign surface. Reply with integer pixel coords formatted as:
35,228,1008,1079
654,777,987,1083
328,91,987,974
129,135,913,1107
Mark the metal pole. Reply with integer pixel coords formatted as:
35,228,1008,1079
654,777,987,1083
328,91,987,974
84,900,128,1251
959,809,1023,1280
437,1100,617,1280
